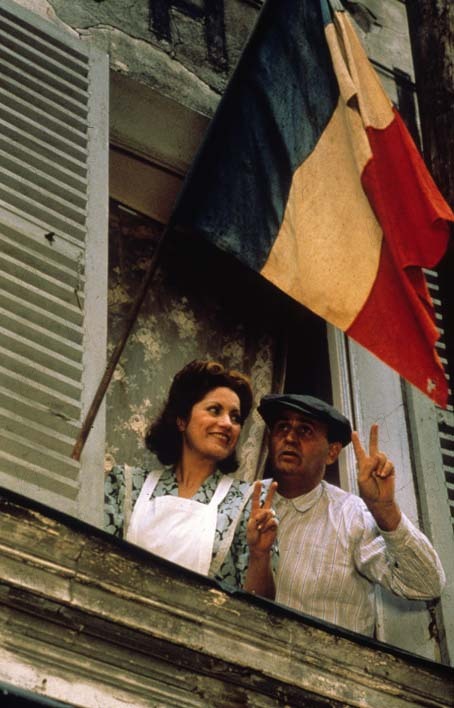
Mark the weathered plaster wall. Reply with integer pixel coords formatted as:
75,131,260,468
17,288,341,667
351,0,414,76
14,1,416,117
23,0,262,117
104,202,278,475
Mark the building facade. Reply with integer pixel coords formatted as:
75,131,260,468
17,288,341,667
0,0,453,703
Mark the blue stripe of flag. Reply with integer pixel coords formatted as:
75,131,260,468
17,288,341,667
174,0,339,270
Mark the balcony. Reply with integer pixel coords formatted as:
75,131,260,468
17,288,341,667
0,487,452,707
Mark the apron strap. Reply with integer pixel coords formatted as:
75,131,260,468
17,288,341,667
125,469,163,542
209,482,255,578
123,467,162,536
208,473,234,507
139,468,163,500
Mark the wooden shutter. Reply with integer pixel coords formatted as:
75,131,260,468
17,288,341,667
0,0,108,524
425,268,454,535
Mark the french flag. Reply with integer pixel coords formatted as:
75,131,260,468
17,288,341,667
174,0,453,406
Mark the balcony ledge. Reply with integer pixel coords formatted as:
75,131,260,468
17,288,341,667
0,487,452,707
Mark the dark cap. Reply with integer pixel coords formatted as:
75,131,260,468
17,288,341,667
258,393,352,447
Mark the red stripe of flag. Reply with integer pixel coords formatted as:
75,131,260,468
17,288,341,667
348,109,451,406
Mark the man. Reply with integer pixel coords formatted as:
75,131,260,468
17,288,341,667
258,393,446,636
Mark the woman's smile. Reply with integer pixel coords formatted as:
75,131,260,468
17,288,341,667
210,431,231,444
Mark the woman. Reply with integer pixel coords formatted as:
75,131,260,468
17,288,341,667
105,360,278,598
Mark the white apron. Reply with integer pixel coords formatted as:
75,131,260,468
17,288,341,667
126,469,234,575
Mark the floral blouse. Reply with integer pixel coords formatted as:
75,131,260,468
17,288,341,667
105,465,278,590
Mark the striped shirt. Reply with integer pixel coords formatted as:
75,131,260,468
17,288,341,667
275,481,446,636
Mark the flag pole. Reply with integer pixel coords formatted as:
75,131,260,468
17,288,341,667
71,218,173,461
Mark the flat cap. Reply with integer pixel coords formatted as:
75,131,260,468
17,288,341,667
258,393,352,447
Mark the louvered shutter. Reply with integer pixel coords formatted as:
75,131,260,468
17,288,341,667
0,0,108,525
425,268,454,534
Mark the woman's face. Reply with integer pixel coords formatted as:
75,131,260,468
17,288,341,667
178,387,242,463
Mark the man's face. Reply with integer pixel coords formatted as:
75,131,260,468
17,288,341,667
269,410,341,495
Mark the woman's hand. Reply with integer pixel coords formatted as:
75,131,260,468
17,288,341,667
246,480,278,557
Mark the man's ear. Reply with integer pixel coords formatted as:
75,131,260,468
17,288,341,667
326,441,342,465
176,417,186,432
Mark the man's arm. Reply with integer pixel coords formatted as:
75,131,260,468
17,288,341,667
351,424,445,598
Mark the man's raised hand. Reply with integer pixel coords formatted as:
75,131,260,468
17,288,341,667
351,424,401,531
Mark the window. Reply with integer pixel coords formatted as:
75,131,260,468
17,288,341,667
323,51,454,661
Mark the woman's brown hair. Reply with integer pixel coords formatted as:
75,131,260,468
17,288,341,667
145,360,253,473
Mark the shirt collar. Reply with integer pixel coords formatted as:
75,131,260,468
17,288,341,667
276,482,324,513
